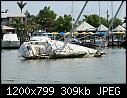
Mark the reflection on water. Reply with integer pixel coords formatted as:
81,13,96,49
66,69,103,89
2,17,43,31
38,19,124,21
1,47,126,84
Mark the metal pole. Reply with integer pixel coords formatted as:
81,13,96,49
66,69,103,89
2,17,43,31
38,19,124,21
71,1,73,29
65,1,88,43
58,1,88,51
98,1,101,26
71,1,88,34
95,1,124,56
108,1,124,32
111,1,114,46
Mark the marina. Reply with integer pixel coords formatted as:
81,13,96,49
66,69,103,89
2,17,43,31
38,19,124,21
1,1,126,84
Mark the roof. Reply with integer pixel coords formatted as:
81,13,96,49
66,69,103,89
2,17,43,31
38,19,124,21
113,25,126,31
115,32,126,34
76,21,96,31
1,13,26,18
122,23,126,28
97,24,108,31
51,32,59,34
2,25,16,30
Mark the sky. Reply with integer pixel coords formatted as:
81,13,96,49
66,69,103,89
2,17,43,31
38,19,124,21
1,1,126,21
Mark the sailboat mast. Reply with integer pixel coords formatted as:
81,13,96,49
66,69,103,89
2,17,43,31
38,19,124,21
71,1,73,29
95,1,124,56
111,1,113,31
66,1,88,42
108,1,124,32
72,1,88,32
98,1,101,26
61,1,88,51
111,1,114,45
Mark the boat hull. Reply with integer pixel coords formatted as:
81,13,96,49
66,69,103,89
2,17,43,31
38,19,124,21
19,39,101,59
2,41,20,48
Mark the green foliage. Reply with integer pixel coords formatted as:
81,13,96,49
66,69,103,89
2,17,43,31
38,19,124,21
54,16,64,32
83,14,123,29
36,6,57,32
83,14,108,28
54,14,72,32
109,18,123,29
10,17,24,30
15,5,123,33
10,17,26,39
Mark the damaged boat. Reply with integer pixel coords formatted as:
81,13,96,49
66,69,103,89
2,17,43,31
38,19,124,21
19,34,100,59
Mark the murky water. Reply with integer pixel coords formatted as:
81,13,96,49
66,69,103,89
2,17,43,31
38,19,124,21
1,47,126,84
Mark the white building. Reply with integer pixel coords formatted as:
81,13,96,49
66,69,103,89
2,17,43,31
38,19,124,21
1,12,27,26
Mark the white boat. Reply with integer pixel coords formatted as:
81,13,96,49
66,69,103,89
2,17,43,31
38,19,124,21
19,31,103,59
2,33,20,48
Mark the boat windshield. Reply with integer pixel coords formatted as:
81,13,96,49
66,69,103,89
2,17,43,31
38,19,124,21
33,31,52,36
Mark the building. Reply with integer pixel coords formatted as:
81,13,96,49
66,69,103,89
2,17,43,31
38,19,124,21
1,12,27,26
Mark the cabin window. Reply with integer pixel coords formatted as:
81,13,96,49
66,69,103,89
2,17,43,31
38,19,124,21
35,42,38,44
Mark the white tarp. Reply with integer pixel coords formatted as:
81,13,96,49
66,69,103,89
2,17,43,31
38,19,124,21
76,21,96,31
97,24,108,31
113,25,126,31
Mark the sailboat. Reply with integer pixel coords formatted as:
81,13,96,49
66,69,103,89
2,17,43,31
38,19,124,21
19,1,124,59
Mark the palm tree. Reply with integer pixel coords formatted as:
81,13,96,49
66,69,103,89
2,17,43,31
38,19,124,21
17,1,27,13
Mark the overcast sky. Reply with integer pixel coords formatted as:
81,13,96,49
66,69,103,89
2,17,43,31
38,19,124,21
1,1,126,21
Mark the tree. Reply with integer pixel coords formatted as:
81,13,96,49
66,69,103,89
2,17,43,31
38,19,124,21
83,14,122,29
83,14,108,28
109,18,123,29
17,1,27,13
10,17,27,44
54,16,64,32
54,14,72,32
36,6,57,32
25,10,30,23
26,15,39,32
63,14,72,32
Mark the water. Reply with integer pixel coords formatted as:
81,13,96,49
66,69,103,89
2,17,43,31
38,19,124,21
1,47,126,84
